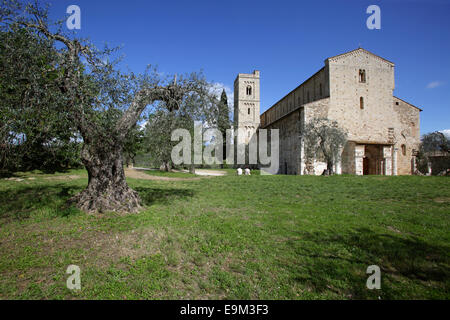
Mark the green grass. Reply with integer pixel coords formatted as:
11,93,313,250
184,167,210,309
0,170,449,299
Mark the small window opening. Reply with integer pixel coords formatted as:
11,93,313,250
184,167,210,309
360,97,364,109
401,144,406,156
359,69,366,83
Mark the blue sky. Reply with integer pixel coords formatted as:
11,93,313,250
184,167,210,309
47,0,450,135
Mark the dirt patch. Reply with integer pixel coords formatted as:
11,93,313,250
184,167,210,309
1,222,168,269
2,175,81,182
44,175,81,181
125,168,206,181
3,177,25,182
433,197,450,203
0,222,171,298
194,170,227,176
387,226,402,234
373,177,389,181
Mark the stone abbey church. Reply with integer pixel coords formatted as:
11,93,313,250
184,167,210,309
234,48,422,175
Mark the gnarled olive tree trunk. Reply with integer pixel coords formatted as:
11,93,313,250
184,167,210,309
10,2,207,214
69,142,142,213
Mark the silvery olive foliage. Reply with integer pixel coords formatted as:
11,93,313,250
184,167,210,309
301,117,347,175
416,131,450,175
0,8,81,173
144,85,223,172
0,0,216,212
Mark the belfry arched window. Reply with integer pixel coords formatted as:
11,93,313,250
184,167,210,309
246,85,252,96
359,69,366,83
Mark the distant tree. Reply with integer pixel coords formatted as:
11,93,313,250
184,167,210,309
217,89,231,166
123,125,145,168
416,131,450,174
144,108,177,171
144,88,217,173
420,131,450,153
302,118,347,175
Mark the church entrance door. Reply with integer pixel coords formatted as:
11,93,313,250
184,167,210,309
363,145,384,175
363,157,370,175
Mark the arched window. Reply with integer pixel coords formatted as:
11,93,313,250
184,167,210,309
360,97,364,109
246,85,252,96
248,108,250,115
359,69,366,83
401,144,406,156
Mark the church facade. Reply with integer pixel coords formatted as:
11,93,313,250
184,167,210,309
234,48,422,175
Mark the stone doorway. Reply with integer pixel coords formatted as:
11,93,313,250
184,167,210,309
363,145,384,175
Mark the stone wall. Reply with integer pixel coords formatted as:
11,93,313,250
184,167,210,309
392,97,421,175
264,110,301,175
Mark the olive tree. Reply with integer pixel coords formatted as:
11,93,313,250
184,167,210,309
0,21,81,174
301,117,347,175
144,86,219,173
416,131,450,175
1,1,211,213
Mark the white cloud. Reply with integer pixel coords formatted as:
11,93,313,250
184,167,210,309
440,129,450,138
426,81,444,89
209,82,234,110
137,120,147,130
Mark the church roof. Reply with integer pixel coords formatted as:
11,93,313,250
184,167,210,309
326,48,395,66
394,96,423,111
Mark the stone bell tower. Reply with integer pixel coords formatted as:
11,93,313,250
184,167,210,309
234,70,260,146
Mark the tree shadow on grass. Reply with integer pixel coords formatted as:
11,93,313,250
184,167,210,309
0,184,84,222
0,184,196,222
134,187,195,206
282,228,450,299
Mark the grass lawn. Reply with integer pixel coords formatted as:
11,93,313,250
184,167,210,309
0,170,449,299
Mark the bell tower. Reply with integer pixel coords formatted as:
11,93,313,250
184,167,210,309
234,70,260,146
